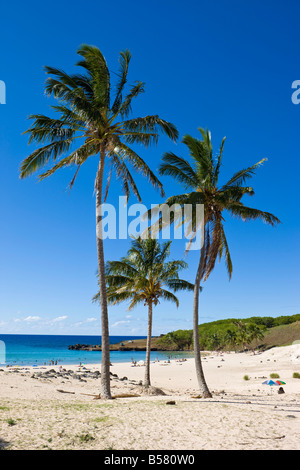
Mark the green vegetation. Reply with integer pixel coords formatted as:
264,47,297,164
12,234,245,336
6,418,16,426
157,330,193,351
270,373,280,379
157,314,300,352
77,433,95,443
94,237,194,387
293,372,300,379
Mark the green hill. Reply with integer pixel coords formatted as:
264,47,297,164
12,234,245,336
156,314,300,351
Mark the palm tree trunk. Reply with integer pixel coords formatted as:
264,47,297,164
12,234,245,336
96,148,111,399
193,223,212,398
144,301,153,387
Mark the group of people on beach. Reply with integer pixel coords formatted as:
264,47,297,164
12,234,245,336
130,356,188,367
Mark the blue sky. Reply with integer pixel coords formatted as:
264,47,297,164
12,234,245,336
0,0,299,336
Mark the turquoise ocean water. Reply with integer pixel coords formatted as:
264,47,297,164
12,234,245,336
0,334,184,366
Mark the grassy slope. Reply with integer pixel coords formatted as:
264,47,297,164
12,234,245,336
256,321,300,349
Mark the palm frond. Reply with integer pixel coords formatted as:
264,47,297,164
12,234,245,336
19,139,74,179
43,66,90,101
165,278,195,292
159,289,179,307
111,49,131,114
76,44,110,109
156,240,172,264
159,152,198,189
109,151,142,201
107,290,135,306
118,81,145,118
122,131,159,147
203,217,223,281
159,260,188,280
37,142,95,181
50,105,87,128
198,128,212,154
221,158,267,189
218,226,233,279
122,115,178,143
217,185,255,204
106,260,139,277
212,136,226,186
226,202,281,226
118,143,165,197
24,114,80,145
182,133,213,187
43,65,103,124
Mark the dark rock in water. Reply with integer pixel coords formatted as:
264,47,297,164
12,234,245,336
68,343,101,351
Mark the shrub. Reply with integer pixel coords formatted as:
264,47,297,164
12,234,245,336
293,372,300,379
7,418,16,426
78,433,95,443
270,373,280,379
243,375,250,381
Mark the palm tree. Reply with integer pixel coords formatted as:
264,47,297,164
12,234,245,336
244,322,266,353
153,128,280,397
19,45,178,399
234,320,249,351
93,237,194,387
224,328,238,351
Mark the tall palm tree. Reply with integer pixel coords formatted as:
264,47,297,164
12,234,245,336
153,128,280,397
19,45,178,399
233,320,249,352
224,328,238,351
93,237,194,387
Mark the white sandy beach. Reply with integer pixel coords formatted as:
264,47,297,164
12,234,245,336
0,344,299,450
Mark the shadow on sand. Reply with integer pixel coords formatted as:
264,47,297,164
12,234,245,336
0,437,10,450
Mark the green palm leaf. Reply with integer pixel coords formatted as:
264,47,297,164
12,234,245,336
221,158,267,189
111,49,131,114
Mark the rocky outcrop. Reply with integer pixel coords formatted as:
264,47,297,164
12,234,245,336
68,343,158,351
68,344,101,351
